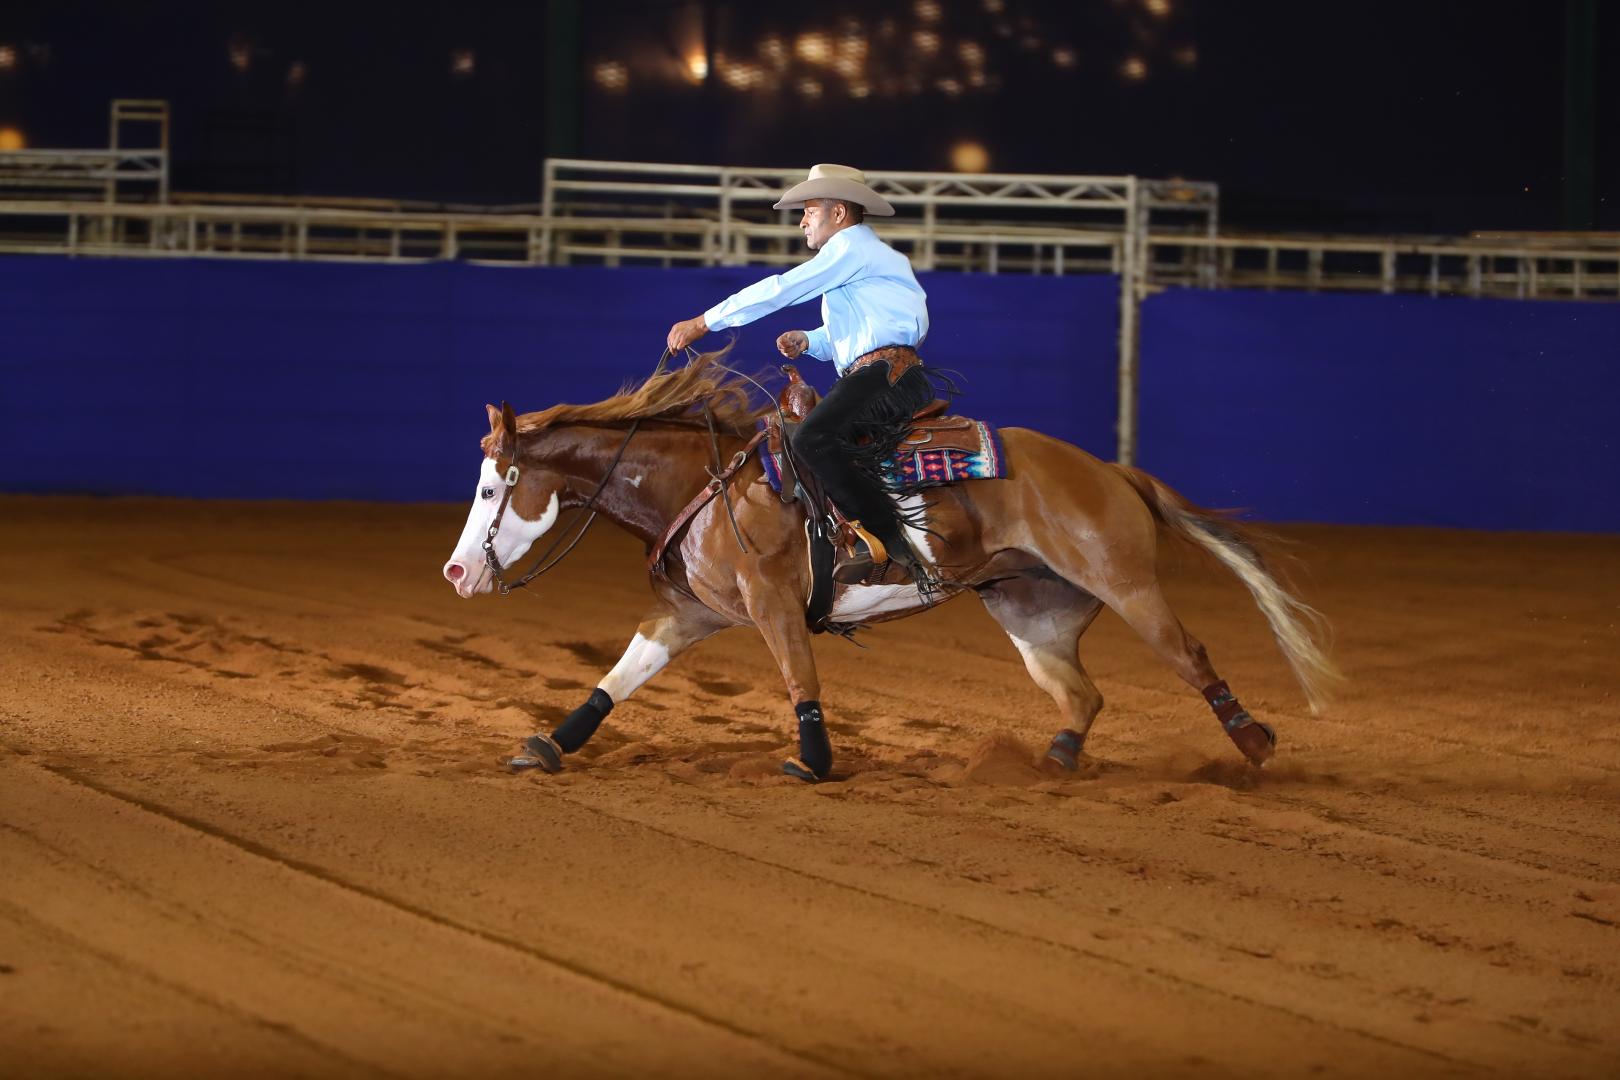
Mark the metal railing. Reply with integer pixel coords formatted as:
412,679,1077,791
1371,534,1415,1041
1147,233,1620,300
0,99,169,203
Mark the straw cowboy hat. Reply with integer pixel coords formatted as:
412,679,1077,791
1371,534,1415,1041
773,163,896,216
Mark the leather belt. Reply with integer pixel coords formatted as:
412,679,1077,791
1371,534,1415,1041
845,345,919,385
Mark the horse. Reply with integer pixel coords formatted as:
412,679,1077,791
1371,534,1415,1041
440,349,1337,781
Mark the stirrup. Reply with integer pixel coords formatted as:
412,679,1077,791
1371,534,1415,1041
832,520,888,585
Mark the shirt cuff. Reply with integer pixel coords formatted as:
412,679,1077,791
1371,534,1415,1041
702,300,737,331
803,326,832,361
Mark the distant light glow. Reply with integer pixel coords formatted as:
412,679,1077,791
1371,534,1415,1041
686,53,708,81
1052,47,1076,68
287,61,307,87
966,70,987,88
0,44,16,72
982,0,1005,12
593,61,628,91
1145,0,1172,16
450,48,475,77
950,140,990,173
720,61,763,90
796,77,823,99
1019,35,1042,51
914,0,942,22
959,41,985,66
228,38,251,73
796,32,831,64
0,125,25,151
761,34,788,69
1121,55,1147,81
1172,44,1197,68
849,81,871,98
937,78,962,97
912,30,940,55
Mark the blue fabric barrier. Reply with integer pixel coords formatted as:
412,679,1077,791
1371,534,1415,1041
1138,289,1620,532
4,256,1615,530
0,257,1119,503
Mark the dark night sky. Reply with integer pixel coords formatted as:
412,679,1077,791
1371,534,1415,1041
2,0,1613,233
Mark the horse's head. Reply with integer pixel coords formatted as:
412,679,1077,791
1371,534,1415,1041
441,402,565,598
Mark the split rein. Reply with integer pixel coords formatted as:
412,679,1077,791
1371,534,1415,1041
481,347,774,597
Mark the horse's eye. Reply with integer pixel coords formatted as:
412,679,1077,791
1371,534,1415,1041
480,487,495,499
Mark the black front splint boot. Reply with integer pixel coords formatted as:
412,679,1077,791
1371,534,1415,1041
510,688,614,773
782,700,833,782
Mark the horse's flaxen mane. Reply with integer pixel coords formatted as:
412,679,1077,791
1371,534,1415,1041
487,347,762,453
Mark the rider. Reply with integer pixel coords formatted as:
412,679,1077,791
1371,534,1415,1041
666,163,937,585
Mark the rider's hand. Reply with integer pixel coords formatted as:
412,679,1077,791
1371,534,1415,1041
776,330,809,359
666,315,708,354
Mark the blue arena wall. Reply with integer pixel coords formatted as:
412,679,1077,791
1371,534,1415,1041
0,257,1116,504
2,256,1615,531
1138,289,1620,532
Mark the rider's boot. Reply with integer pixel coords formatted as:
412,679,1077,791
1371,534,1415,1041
874,521,944,604
832,519,888,584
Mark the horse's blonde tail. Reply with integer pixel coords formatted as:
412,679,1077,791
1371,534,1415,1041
1111,465,1343,713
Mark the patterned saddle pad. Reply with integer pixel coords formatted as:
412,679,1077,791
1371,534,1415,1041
760,415,1007,495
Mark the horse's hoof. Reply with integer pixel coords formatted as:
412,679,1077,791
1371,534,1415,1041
510,733,564,774
1227,716,1276,766
781,757,822,783
1044,729,1086,772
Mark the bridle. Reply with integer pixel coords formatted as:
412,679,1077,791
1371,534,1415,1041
481,349,673,596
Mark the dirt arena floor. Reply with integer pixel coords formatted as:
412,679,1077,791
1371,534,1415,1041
1,494,1617,1078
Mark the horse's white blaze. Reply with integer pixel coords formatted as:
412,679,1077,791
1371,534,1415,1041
444,458,560,597
829,584,924,621
597,632,672,702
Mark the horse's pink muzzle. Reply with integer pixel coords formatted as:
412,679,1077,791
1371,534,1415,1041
442,559,491,598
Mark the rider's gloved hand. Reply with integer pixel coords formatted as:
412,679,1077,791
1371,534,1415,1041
776,330,809,359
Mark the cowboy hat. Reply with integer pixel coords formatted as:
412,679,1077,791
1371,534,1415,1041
773,163,896,216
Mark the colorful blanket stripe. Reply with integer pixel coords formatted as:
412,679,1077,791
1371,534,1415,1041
760,419,1006,495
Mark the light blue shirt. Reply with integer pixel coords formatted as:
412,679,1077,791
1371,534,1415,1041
702,224,929,375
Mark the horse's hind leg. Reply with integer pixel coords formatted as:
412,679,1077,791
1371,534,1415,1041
1103,582,1276,765
515,599,726,773
977,571,1106,771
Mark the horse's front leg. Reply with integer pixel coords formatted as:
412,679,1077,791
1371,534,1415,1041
515,600,724,773
741,583,830,783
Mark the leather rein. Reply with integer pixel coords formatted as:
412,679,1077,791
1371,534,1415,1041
481,350,676,596
482,348,769,598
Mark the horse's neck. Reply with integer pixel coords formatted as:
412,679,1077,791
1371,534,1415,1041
552,424,739,545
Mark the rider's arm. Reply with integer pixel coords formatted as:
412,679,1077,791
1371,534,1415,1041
701,230,864,331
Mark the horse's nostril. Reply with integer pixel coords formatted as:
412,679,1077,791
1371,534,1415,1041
444,562,465,583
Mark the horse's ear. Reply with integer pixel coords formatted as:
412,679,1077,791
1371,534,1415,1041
500,402,519,444
485,403,502,433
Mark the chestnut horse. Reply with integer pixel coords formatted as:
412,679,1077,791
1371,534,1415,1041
441,350,1337,781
